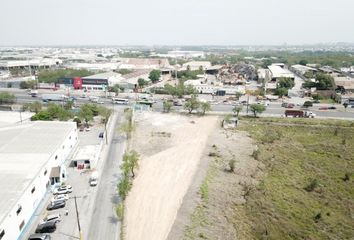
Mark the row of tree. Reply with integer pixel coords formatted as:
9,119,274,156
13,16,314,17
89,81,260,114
29,102,111,125
302,73,335,90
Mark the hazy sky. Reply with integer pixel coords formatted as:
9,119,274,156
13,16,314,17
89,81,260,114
1,0,353,46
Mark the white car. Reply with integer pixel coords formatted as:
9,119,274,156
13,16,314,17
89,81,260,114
51,194,69,202
53,185,72,195
90,179,98,186
41,213,61,224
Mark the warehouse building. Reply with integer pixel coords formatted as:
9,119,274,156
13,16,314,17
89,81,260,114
0,121,77,240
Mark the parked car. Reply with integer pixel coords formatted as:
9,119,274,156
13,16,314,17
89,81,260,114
35,222,57,233
351,105,354,108
51,194,69,202
47,200,65,210
99,132,104,138
41,213,61,224
328,106,337,110
286,103,295,108
53,185,72,195
28,233,51,240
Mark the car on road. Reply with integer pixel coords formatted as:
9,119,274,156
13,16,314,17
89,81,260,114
41,213,61,224
35,221,57,233
47,200,65,210
28,233,51,240
173,99,183,106
53,185,72,195
51,194,69,202
328,106,337,110
351,105,354,108
319,107,328,110
99,132,104,138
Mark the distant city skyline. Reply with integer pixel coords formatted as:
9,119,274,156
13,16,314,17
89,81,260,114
1,0,354,46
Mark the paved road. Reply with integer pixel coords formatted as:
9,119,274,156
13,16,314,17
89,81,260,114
152,101,354,120
86,110,126,240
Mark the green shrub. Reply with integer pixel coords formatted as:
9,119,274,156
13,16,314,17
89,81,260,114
305,179,318,192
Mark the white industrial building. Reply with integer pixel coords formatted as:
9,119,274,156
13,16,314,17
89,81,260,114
0,121,77,240
0,59,62,70
268,65,295,81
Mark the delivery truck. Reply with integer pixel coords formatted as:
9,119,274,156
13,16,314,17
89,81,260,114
285,110,316,118
41,94,68,102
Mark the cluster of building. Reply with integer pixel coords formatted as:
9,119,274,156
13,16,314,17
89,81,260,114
0,116,77,240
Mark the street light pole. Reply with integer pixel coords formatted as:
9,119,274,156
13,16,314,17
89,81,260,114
74,196,83,240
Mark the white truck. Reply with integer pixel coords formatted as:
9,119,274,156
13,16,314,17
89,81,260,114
41,94,68,102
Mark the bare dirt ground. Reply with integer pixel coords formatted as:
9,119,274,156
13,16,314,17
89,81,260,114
168,125,262,240
124,112,218,240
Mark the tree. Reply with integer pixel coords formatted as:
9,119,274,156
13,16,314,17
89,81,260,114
274,87,289,97
184,95,200,114
20,80,37,89
250,104,266,117
299,60,308,66
163,101,173,113
121,150,140,178
117,177,132,200
0,92,16,105
277,78,295,89
119,108,134,139
31,111,51,121
79,104,94,126
232,105,243,117
108,84,121,96
138,78,147,88
200,102,211,115
23,101,42,113
262,59,272,68
343,102,349,110
46,103,72,121
315,73,335,90
64,100,74,110
37,69,93,83
235,92,242,100
149,69,161,83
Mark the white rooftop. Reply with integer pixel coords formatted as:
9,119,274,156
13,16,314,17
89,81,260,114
0,121,76,224
268,65,294,79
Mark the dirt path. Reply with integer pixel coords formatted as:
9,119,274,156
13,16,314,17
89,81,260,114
124,112,218,240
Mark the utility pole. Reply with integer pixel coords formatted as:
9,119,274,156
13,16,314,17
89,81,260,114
74,196,83,240
246,94,250,115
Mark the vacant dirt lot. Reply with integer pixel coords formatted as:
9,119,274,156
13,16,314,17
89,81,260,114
173,125,260,240
124,112,218,240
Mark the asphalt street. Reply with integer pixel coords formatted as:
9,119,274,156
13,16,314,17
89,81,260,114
4,88,354,120
86,110,126,240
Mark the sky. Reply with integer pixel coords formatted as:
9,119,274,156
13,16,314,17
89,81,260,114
0,0,354,46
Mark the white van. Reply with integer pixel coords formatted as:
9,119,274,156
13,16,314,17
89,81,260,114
90,171,99,186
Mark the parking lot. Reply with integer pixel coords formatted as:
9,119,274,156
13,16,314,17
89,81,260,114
23,121,106,240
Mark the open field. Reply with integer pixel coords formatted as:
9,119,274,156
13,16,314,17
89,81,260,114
182,117,354,240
